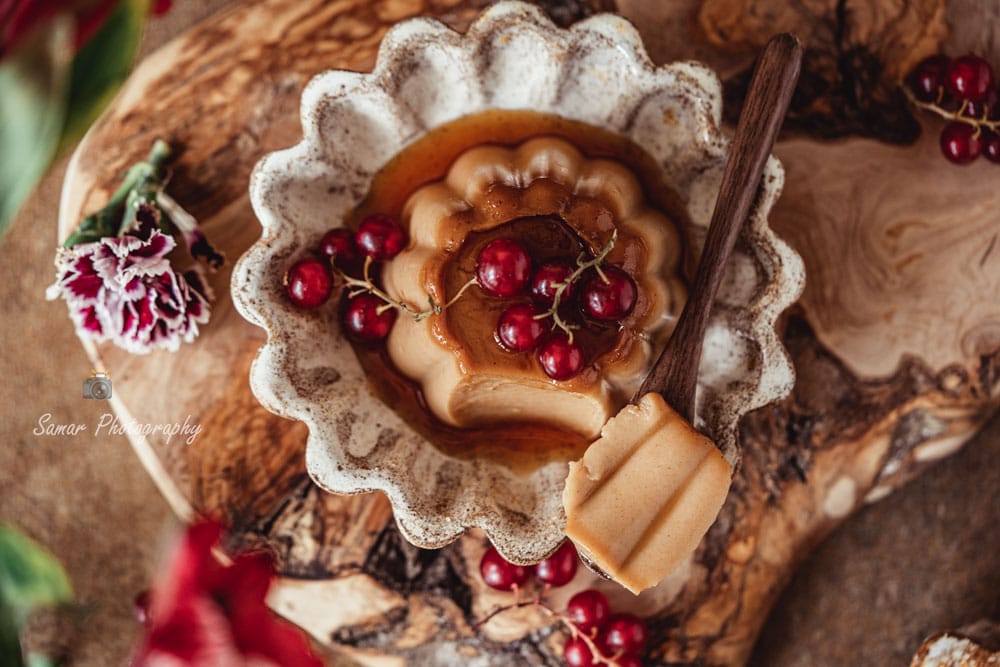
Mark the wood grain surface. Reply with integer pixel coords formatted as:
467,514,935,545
56,0,1000,665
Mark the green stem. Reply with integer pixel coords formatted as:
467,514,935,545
62,140,173,247
118,165,166,237
147,139,171,170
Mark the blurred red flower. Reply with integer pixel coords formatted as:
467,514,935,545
0,0,120,56
0,0,173,58
132,521,323,667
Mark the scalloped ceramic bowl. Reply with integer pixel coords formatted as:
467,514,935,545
232,1,804,564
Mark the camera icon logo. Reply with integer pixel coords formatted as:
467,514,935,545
83,369,112,400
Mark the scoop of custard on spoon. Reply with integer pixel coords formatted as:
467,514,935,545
562,33,803,595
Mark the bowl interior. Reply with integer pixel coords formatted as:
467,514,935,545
231,1,804,563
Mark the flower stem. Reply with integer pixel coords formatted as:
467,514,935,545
63,170,141,247
64,140,174,247
119,142,175,237
148,139,172,170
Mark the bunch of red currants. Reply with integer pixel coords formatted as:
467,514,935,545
284,215,639,385
284,214,407,340
480,542,649,666
905,54,1000,164
476,237,637,382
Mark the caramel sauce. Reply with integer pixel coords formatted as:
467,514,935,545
445,213,620,369
347,111,690,472
439,185,655,390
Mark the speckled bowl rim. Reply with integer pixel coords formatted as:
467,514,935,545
231,1,805,563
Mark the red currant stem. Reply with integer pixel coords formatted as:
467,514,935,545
336,257,410,316
595,264,610,284
333,256,475,320
556,614,626,667
533,229,619,343
471,588,630,667
900,81,1000,133
430,277,478,316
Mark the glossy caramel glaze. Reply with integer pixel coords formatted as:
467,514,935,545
446,212,620,372
439,183,655,391
347,110,689,470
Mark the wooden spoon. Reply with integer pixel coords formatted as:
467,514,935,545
636,32,803,418
563,33,802,594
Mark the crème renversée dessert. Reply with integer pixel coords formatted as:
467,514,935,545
282,111,730,593
382,137,683,439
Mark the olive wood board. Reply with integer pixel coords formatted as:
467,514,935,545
56,0,1000,665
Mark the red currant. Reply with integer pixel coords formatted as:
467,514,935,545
479,545,531,591
536,541,579,587
318,228,358,265
355,214,407,260
908,55,950,102
476,238,532,298
614,655,644,667
599,614,648,656
581,266,637,321
940,121,983,164
497,303,546,352
531,259,576,306
984,131,1000,163
342,293,397,341
538,333,585,381
946,55,994,102
566,589,610,633
563,636,595,667
962,87,998,120
285,257,333,308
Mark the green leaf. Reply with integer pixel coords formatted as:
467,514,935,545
0,525,73,667
0,526,73,625
0,16,73,236
0,1,149,236
59,0,150,150
0,597,23,667
25,655,60,667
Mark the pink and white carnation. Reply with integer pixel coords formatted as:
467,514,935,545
46,224,213,354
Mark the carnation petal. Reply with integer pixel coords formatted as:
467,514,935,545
183,268,214,303
81,306,104,334
133,521,318,667
65,273,104,300
120,301,138,337
229,608,324,667
72,253,97,275
216,551,274,608
149,521,224,620
138,598,248,667
51,228,213,354
131,228,176,259
121,276,147,300
137,294,156,332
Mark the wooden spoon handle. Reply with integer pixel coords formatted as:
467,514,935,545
635,33,802,421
